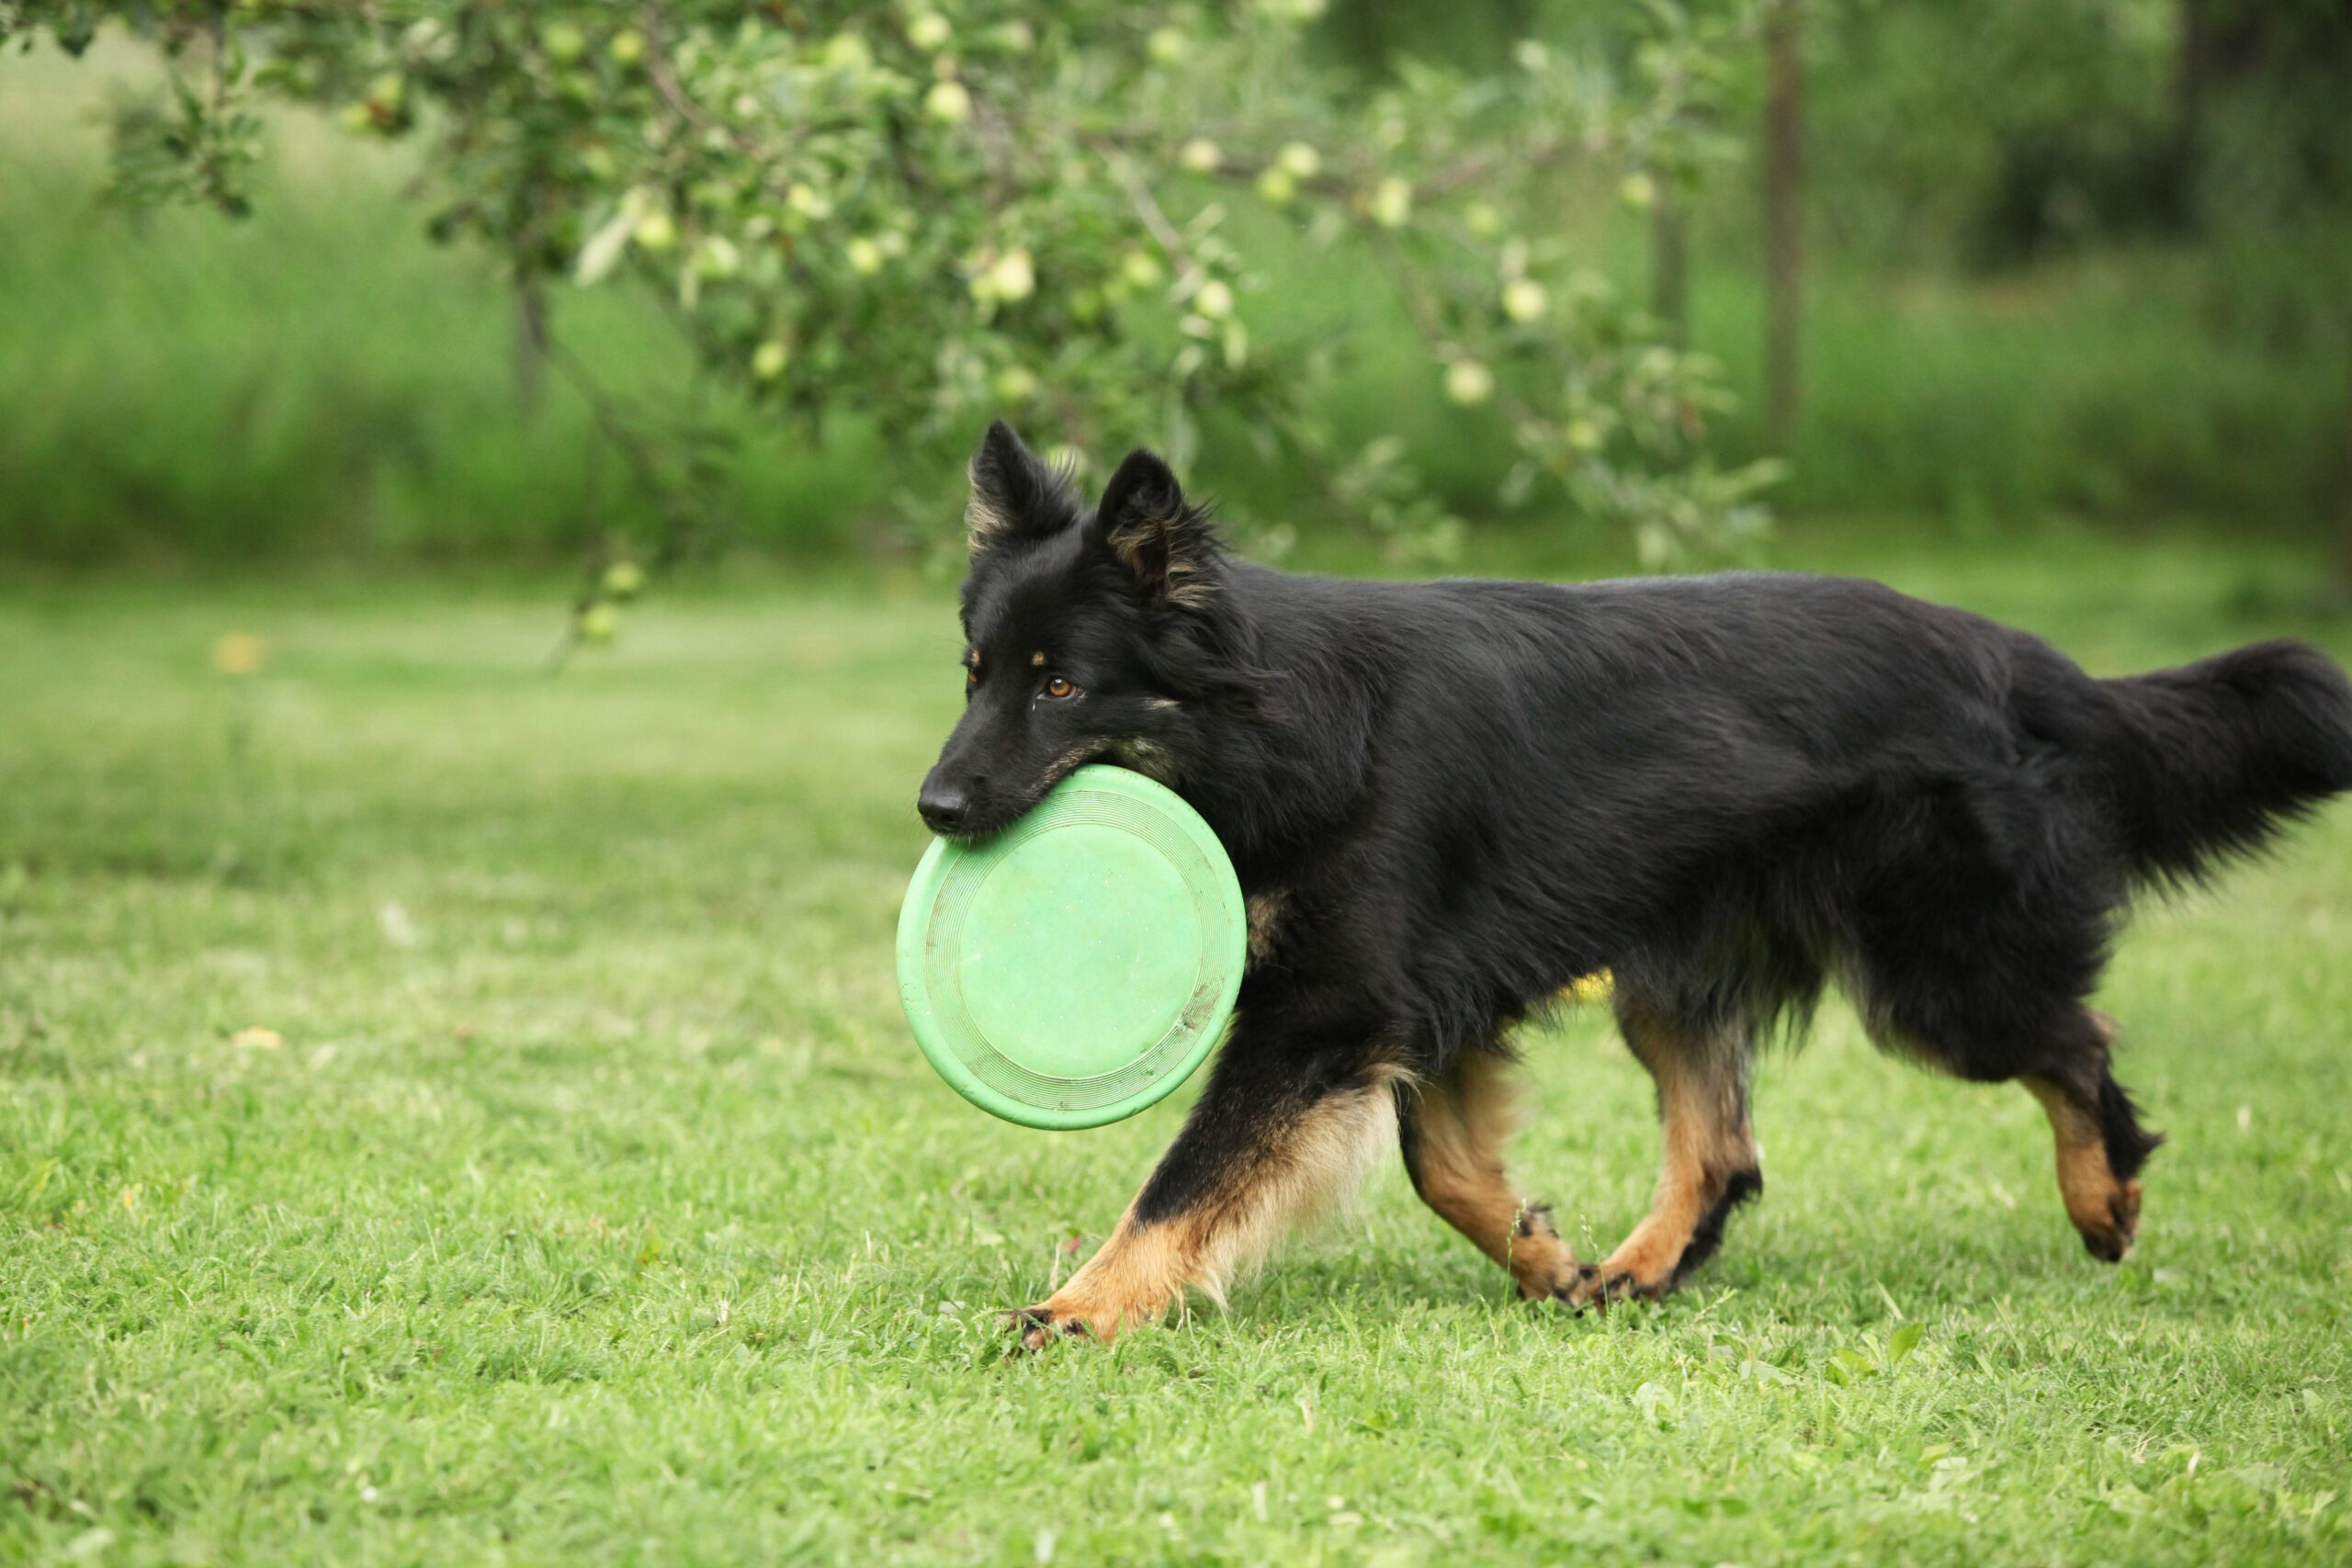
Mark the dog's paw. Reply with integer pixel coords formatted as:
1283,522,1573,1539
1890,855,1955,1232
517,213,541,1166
2075,1179,2143,1264
1554,1262,1672,1312
1503,1211,1596,1307
1514,1257,1593,1308
1003,1304,1096,1352
1002,1289,1168,1350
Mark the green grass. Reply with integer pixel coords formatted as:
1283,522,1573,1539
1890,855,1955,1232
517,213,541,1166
4,529,2350,1564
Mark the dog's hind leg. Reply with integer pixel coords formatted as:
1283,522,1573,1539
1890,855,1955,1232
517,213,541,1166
1563,1005,1761,1308
1397,1049,1586,1302
2023,1011,2163,1262
1009,1029,1406,1349
1841,861,2162,1264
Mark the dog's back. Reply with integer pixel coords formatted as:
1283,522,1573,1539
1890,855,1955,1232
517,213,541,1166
1248,562,2349,1066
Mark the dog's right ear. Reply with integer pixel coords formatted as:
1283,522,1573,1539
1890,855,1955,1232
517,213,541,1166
966,421,1080,558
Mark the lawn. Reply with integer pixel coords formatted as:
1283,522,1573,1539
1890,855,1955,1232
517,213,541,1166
3,530,2349,1565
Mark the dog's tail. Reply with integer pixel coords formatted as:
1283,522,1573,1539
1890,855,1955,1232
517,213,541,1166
2094,638,2352,888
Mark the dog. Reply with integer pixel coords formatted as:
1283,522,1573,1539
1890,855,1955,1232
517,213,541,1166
918,422,2352,1349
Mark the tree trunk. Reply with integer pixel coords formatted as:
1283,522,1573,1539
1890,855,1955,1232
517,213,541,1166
1762,0,1804,452
2336,335,2352,608
514,280,548,414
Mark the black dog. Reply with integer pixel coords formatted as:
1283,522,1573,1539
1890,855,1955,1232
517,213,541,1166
919,422,2352,1348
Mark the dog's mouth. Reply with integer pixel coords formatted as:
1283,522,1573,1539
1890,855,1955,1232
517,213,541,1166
927,745,1110,841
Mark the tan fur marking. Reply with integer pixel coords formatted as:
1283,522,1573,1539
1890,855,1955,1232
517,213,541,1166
1030,651,1046,667
1568,1012,1756,1304
2025,1077,2141,1259
1106,522,1155,578
1601,1072,1744,1286
1162,557,1216,612
1245,891,1286,964
1016,1067,1406,1347
964,491,1017,553
1407,1054,1582,1299
1033,743,1105,795
1109,520,1216,610
1109,737,1181,784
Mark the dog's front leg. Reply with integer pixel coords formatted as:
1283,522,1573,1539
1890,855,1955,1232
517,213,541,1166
1012,1025,1405,1349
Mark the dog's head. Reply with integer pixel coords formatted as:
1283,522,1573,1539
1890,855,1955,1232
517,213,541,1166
917,421,1224,839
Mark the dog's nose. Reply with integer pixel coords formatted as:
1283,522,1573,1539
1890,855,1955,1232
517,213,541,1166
919,780,973,835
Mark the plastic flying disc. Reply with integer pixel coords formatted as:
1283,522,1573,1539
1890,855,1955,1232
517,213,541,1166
896,764,1246,1130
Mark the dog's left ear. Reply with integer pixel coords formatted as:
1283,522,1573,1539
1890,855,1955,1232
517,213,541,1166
967,420,1080,558
1094,448,1217,608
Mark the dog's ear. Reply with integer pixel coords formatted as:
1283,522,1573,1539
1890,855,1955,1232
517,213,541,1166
966,420,1080,557
1094,448,1218,610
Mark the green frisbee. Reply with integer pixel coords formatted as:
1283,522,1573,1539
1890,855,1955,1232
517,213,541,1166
896,764,1246,1130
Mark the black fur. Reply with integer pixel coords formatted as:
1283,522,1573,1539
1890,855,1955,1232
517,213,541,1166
2097,1068,2165,1182
921,423,2352,1286
1674,1169,1764,1289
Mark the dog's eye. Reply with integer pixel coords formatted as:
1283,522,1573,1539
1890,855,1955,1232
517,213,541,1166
1043,675,1076,700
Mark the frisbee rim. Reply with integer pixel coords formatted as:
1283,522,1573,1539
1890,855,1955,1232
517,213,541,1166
895,764,1244,1130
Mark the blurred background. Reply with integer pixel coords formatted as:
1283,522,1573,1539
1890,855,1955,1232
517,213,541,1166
3,0,2347,585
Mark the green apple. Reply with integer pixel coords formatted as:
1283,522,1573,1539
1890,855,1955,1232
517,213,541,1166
1502,278,1548,322
988,248,1035,301
923,80,973,123
693,236,741,277
822,33,874,73
540,22,586,63
631,209,677,252
1443,359,1495,406
1119,250,1165,289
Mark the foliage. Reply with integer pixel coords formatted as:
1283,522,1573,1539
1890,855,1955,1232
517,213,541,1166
2,0,1780,604
1800,0,2352,268
2177,0,2352,233
1798,0,2182,266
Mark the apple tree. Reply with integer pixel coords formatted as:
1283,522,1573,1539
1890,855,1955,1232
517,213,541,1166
3,0,1774,638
